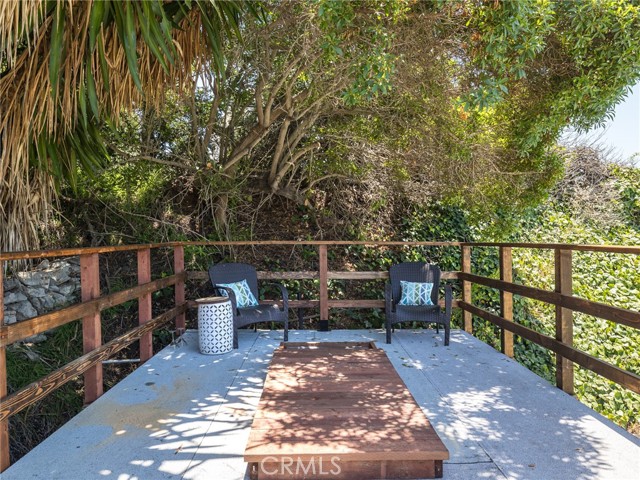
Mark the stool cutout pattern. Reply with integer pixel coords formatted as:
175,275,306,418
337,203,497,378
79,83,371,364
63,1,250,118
198,301,233,354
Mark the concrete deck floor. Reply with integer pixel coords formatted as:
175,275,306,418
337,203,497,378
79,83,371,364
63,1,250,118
3,329,639,480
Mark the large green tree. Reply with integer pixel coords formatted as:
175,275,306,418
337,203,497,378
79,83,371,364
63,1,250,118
3,0,640,248
82,0,640,241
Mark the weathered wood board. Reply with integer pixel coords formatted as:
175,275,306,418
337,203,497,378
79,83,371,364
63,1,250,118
245,342,449,479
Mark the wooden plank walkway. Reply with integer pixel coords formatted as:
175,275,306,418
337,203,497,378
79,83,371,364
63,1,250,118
245,342,449,479
2,329,639,480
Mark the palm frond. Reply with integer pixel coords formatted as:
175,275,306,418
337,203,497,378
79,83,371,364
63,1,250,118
0,0,252,251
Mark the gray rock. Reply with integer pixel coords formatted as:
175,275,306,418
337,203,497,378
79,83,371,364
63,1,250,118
3,277,19,290
16,271,50,288
39,296,56,311
24,348,43,361
49,265,71,284
24,334,47,344
30,297,43,312
36,259,50,270
51,292,69,307
14,301,38,320
66,256,81,265
25,286,47,298
4,291,28,304
57,283,77,296
43,293,58,311
3,310,17,325
48,284,60,293
65,257,81,274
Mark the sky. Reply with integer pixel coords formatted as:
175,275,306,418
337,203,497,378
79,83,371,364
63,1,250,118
571,82,640,162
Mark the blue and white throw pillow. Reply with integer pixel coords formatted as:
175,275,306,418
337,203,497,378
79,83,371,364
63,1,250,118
398,281,434,306
218,279,259,308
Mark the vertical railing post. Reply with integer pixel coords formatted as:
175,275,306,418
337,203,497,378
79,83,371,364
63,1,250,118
555,248,574,394
499,246,514,358
138,248,152,363
318,244,329,331
0,261,10,472
81,253,103,404
173,245,186,333
461,245,472,333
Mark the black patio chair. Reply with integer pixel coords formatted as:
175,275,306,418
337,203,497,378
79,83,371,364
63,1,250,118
208,262,289,348
385,262,451,346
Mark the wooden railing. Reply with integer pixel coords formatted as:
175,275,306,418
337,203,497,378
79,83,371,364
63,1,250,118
1,241,639,472
0,243,187,472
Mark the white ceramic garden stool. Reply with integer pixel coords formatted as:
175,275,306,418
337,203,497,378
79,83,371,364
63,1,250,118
196,296,234,355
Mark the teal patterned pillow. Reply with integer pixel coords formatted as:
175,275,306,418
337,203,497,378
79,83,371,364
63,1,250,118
398,281,434,306
218,279,259,308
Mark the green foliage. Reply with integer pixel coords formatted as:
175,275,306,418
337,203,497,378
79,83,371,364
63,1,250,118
7,324,83,390
32,121,109,193
401,201,471,243
505,164,640,430
316,0,408,103
454,0,640,129
612,165,640,229
58,0,639,245
462,0,555,109
432,0,640,208
554,0,640,131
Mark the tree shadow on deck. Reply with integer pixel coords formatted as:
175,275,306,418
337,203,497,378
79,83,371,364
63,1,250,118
390,330,640,480
3,331,281,480
3,330,637,480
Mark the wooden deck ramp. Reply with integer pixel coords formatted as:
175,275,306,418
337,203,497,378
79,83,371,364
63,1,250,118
245,342,449,479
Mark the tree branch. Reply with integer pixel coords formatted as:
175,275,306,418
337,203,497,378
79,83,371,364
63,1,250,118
255,75,265,126
270,142,321,191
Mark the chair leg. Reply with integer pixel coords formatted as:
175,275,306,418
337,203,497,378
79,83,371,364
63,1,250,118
444,324,450,346
436,324,440,334
233,328,239,349
386,320,392,344
284,318,289,342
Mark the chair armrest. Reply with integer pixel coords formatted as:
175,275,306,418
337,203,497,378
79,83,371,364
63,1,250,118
212,284,238,312
265,282,289,311
385,282,393,314
444,284,452,319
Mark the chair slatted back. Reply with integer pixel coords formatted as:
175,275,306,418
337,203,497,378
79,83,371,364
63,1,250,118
389,262,441,306
208,263,260,300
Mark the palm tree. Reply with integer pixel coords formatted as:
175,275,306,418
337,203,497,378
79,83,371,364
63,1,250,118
0,0,250,252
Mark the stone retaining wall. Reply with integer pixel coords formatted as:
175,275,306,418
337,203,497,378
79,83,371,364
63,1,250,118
2,258,81,330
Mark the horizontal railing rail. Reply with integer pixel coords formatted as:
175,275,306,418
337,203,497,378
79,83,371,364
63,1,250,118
0,240,463,262
1,240,638,472
458,301,640,394
0,273,186,347
188,270,460,281
460,242,640,254
4,240,639,262
0,304,188,423
458,272,640,330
